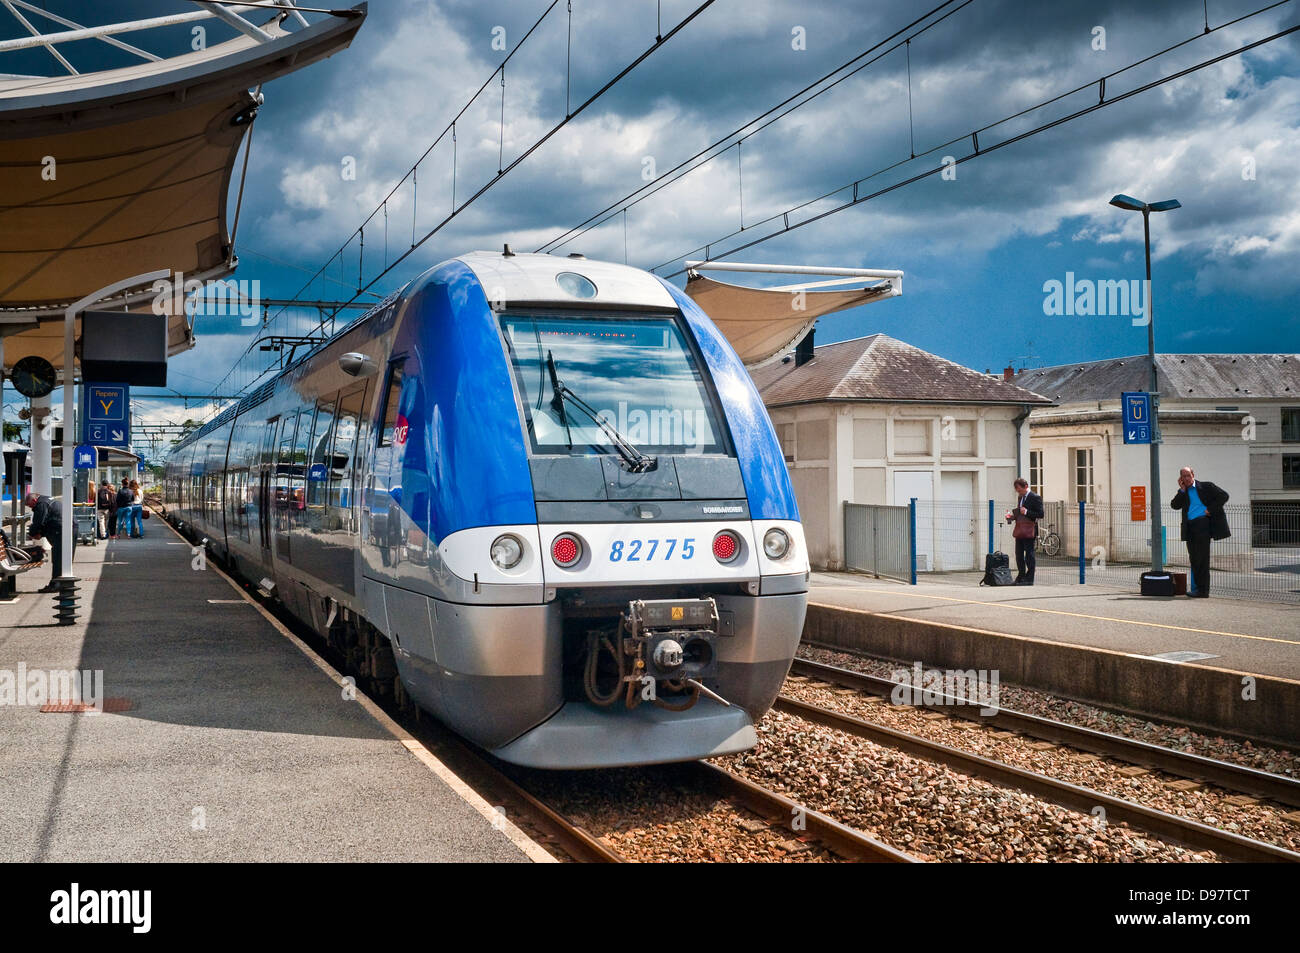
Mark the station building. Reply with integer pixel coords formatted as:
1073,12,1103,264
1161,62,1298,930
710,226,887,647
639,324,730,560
750,333,1052,570
1013,354,1300,548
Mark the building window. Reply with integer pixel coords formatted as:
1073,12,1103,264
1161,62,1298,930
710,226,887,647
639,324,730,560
1283,408,1300,443
1072,448,1094,503
1284,455,1300,489
942,419,975,455
777,423,795,463
1029,450,1043,497
894,419,930,455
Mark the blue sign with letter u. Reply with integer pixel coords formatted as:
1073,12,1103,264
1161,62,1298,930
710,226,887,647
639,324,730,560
1122,391,1151,444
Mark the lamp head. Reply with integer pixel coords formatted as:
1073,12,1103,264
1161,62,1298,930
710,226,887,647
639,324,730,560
1148,199,1181,212
1109,194,1145,211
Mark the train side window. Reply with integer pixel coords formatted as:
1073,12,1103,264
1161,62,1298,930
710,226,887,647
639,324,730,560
377,360,405,447
293,405,316,466
330,381,367,521
277,413,298,464
308,399,336,506
260,416,279,469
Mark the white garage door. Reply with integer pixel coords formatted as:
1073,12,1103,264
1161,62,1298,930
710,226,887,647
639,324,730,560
893,470,933,572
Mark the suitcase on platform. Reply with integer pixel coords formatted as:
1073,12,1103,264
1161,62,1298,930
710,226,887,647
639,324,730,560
980,551,1014,587
1140,571,1176,596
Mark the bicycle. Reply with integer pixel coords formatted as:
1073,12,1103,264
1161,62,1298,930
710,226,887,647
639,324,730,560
1036,522,1062,558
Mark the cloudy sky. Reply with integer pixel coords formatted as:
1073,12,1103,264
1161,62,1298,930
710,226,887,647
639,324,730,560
4,0,1298,457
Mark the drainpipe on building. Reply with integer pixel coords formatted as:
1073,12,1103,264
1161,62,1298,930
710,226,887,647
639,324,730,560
1013,403,1033,479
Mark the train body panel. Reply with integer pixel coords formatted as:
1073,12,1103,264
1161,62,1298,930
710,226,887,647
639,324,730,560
165,251,808,768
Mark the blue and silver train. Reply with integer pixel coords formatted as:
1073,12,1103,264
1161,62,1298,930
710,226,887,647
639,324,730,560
164,250,809,768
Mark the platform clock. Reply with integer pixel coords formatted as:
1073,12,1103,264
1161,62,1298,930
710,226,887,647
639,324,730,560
10,356,57,399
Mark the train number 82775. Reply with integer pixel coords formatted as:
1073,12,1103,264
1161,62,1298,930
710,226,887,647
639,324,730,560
608,538,696,562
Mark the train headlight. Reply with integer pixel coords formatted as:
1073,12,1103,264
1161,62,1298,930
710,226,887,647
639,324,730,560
551,533,582,568
490,534,524,570
763,527,791,560
712,530,741,563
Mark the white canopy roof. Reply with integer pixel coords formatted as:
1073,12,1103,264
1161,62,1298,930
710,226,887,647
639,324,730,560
682,261,903,368
0,4,367,371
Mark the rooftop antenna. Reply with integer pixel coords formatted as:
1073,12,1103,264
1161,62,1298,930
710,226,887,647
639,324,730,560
1010,339,1040,372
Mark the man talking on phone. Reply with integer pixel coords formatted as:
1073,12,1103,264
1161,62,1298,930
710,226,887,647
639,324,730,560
1171,466,1230,598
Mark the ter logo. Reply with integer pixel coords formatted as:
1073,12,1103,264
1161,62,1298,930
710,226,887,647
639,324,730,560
393,414,409,446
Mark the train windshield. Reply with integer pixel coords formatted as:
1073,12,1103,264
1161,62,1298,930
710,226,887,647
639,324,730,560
501,313,727,456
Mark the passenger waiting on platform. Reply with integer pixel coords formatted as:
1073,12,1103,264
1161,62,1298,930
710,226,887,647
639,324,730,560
114,478,134,539
24,491,73,592
1171,466,1230,599
1006,477,1044,586
98,479,118,539
129,480,144,537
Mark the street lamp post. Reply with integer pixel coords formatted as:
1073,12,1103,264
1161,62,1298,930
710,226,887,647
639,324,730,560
1109,193,1180,575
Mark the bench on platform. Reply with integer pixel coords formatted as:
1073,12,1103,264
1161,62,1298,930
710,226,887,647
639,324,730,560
0,531,43,600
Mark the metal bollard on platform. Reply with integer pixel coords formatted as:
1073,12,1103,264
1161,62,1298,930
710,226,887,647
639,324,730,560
53,576,79,625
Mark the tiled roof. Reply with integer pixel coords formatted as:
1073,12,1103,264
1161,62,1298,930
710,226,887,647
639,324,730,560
750,334,1053,406
1012,354,1300,402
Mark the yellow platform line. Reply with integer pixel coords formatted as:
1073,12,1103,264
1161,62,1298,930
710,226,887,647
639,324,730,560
810,588,1300,647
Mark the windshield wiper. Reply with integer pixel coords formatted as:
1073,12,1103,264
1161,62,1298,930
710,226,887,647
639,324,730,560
546,350,657,472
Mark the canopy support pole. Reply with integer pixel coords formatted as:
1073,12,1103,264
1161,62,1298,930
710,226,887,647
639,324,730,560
59,269,169,623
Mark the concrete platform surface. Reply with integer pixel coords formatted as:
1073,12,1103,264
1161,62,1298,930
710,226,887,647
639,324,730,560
0,527,541,862
810,572,1300,681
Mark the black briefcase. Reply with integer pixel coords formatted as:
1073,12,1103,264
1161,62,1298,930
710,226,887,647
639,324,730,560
981,551,1014,586
1140,571,1176,596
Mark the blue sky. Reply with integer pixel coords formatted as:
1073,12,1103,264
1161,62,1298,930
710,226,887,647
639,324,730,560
3,0,1298,450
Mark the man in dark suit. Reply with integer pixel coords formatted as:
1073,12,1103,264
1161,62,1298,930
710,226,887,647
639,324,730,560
1170,466,1230,598
24,491,72,592
1006,477,1044,585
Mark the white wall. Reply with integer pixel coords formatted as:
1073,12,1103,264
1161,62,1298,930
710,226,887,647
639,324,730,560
769,401,1027,569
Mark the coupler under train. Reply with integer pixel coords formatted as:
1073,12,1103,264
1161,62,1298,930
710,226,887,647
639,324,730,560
582,597,728,712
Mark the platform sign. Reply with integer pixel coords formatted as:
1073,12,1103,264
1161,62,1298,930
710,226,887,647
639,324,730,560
72,444,97,470
1130,485,1146,521
82,382,130,447
308,462,327,482
1122,391,1151,444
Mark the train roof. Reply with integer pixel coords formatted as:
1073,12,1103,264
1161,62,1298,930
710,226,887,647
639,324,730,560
167,251,680,456
456,250,676,311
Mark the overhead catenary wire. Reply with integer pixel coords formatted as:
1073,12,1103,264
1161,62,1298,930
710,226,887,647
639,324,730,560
535,0,972,254
203,0,718,415
651,0,1298,277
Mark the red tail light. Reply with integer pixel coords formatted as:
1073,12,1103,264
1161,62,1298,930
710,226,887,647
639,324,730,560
551,533,581,567
712,530,740,563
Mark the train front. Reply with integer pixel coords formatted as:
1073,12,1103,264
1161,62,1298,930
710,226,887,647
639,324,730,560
397,251,807,769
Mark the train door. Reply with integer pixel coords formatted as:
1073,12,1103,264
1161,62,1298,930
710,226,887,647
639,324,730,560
257,416,279,557
366,357,407,570
272,412,299,562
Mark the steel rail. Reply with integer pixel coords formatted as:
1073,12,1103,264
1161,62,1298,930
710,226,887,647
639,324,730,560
693,761,920,863
775,694,1300,863
790,657,1300,808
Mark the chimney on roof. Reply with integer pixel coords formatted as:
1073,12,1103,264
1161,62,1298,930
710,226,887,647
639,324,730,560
1003,366,1015,381
795,327,815,368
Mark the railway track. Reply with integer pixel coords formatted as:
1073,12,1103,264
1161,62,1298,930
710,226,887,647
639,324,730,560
409,717,917,862
778,662,1300,863
790,657,1300,807
173,510,913,863
691,762,918,862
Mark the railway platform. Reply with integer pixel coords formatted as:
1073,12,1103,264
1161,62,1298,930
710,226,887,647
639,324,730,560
805,573,1300,746
809,573,1300,679
0,527,548,863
